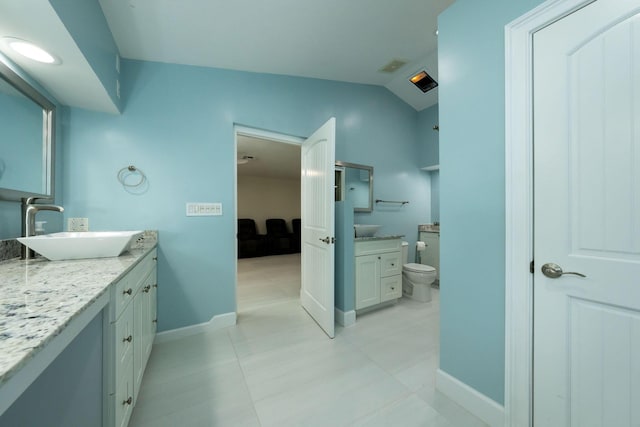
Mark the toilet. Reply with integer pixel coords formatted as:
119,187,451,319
401,241,436,302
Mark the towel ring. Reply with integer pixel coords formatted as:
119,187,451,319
117,165,147,188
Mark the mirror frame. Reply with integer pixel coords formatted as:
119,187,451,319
0,60,56,201
335,160,373,213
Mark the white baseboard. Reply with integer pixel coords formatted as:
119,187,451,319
335,308,356,327
154,312,237,343
436,369,505,427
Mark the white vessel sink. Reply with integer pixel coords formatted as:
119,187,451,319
354,224,381,237
18,231,144,261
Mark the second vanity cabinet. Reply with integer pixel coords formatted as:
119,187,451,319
355,238,402,310
106,249,157,427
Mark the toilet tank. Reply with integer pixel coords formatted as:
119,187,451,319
401,241,409,264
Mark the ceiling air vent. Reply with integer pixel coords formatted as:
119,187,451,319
410,70,438,93
379,59,407,73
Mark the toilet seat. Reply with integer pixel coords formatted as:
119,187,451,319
403,262,436,273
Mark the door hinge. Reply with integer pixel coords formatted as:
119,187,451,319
331,237,336,244
530,260,534,274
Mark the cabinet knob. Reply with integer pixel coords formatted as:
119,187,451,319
378,256,381,260
391,287,395,290
153,283,158,288
123,288,133,295
143,285,151,293
123,397,132,406
123,335,132,343
391,263,395,266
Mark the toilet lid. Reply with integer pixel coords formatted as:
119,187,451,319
403,263,436,273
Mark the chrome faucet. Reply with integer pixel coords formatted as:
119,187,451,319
21,197,64,259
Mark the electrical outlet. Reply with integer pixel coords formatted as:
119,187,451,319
186,203,222,216
68,217,89,232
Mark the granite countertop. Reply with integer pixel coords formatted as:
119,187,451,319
355,235,405,241
418,224,440,232
0,242,156,387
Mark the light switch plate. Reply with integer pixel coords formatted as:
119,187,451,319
68,217,89,232
186,202,222,216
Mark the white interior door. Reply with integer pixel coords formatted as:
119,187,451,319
533,2,640,425
301,118,336,338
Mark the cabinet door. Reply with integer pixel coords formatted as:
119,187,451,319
114,302,134,372
355,254,380,309
115,355,134,427
132,286,146,402
150,268,157,338
142,268,156,369
380,275,402,302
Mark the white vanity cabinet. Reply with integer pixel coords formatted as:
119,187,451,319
105,249,157,427
355,239,402,310
419,231,440,282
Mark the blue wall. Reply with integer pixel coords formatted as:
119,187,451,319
49,0,121,112
62,59,430,332
417,104,439,222
438,0,544,404
334,200,355,313
418,104,439,168
430,171,440,223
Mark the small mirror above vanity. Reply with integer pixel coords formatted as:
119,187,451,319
0,60,56,201
335,161,373,213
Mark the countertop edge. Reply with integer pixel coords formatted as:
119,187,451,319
354,235,405,241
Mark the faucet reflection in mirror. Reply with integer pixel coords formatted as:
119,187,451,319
21,197,63,260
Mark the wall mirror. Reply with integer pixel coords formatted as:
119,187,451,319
0,60,55,201
335,161,373,213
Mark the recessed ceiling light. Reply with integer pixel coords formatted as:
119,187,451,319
237,154,254,165
4,38,60,64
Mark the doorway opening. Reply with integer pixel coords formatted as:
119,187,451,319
234,127,303,317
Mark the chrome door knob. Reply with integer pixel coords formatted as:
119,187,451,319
541,263,586,279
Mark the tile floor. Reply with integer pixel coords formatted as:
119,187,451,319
129,254,487,427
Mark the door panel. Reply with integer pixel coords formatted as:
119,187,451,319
533,2,640,425
300,118,336,338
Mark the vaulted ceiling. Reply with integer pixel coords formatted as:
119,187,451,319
0,0,453,113
99,0,453,111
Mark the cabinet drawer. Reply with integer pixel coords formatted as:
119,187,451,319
111,249,157,321
112,274,135,321
354,239,401,256
380,252,401,277
381,275,402,302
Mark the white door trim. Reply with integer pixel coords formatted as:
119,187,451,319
504,1,595,426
